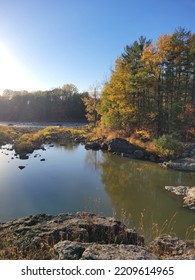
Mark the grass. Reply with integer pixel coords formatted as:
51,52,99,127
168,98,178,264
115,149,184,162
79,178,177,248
0,124,184,160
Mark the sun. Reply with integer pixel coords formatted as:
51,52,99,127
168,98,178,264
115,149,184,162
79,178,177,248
0,44,35,93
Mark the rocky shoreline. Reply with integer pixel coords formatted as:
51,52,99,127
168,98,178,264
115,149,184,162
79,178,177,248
85,138,195,172
0,213,194,260
1,125,195,172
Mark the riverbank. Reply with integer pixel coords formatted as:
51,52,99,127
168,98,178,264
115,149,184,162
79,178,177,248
1,125,195,172
0,213,194,260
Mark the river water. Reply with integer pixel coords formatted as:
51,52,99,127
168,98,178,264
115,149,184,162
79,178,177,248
0,142,194,241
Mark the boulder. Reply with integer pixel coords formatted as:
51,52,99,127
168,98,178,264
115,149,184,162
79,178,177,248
0,213,194,260
0,213,144,259
108,138,135,154
54,241,158,260
183,187,195,210
149,235,195,260
163,158,195,171
165,186,188,196
85,142,101,150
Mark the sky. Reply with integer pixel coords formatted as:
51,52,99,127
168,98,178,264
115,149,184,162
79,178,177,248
0,0,195,94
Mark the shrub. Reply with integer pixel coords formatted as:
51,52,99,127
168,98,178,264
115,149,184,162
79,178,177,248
153,134,183,158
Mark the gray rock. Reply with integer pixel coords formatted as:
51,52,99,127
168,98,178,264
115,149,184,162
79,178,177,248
149,235,195,260
165,186,188,196
54,240,158,260
183,187,195,210
1,213,194,260
163,158,195,171
0,213,144,259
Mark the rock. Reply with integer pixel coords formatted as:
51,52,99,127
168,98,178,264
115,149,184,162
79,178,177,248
183,187,195,210
108,138,135,154
149,235,195,260
149,154,159,162
165,186,188,196
100,142,108,150
74,137,86,143
54,241,158,260
40,158,46,161
0,213,144,259
19,154,29,160
18,166,25,170
163,158,195,171
133,149,145,159
0,213,194,260
85,142,101,150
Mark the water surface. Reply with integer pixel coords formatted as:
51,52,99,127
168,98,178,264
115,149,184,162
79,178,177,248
0,143,194,241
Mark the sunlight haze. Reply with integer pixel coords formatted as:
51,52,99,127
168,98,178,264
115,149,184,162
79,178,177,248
0,0,194,93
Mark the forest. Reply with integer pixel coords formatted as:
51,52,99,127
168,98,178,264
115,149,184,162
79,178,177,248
0,84,87,122
0,27,195,142
84,27,195,141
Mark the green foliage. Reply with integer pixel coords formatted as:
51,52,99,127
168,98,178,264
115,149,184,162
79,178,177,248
153,135,183,158
98,27,195,140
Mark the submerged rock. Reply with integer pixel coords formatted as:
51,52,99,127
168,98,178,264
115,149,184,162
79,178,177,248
18,166,25,170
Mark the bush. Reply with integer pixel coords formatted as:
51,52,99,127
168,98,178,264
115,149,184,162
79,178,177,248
153,134,183,158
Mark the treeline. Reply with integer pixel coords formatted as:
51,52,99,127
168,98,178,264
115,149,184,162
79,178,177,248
0,84,88,122
85,27,195,141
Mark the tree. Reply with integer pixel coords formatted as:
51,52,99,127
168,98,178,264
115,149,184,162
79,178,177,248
83,86,100,124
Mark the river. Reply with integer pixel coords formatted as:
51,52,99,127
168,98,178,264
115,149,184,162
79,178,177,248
0,142,194,241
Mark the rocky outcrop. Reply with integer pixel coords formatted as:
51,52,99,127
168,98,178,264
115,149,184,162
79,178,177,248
162,158,195,172
149,235,195,260
54,241,157,260
165,186,188,196
165,186,195,210
162,143,195,172
0,213,143,259
0,213,194,260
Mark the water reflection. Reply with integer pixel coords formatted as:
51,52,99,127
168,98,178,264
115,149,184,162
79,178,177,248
0,143,194,241
98,152,195,240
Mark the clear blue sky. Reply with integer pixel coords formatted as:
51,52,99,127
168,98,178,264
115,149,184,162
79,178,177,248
0,0,195,93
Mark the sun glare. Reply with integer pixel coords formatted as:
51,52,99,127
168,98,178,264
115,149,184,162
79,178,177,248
0,44,36,93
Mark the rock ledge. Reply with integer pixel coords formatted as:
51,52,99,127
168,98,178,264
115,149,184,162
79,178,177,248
0,213,194,260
